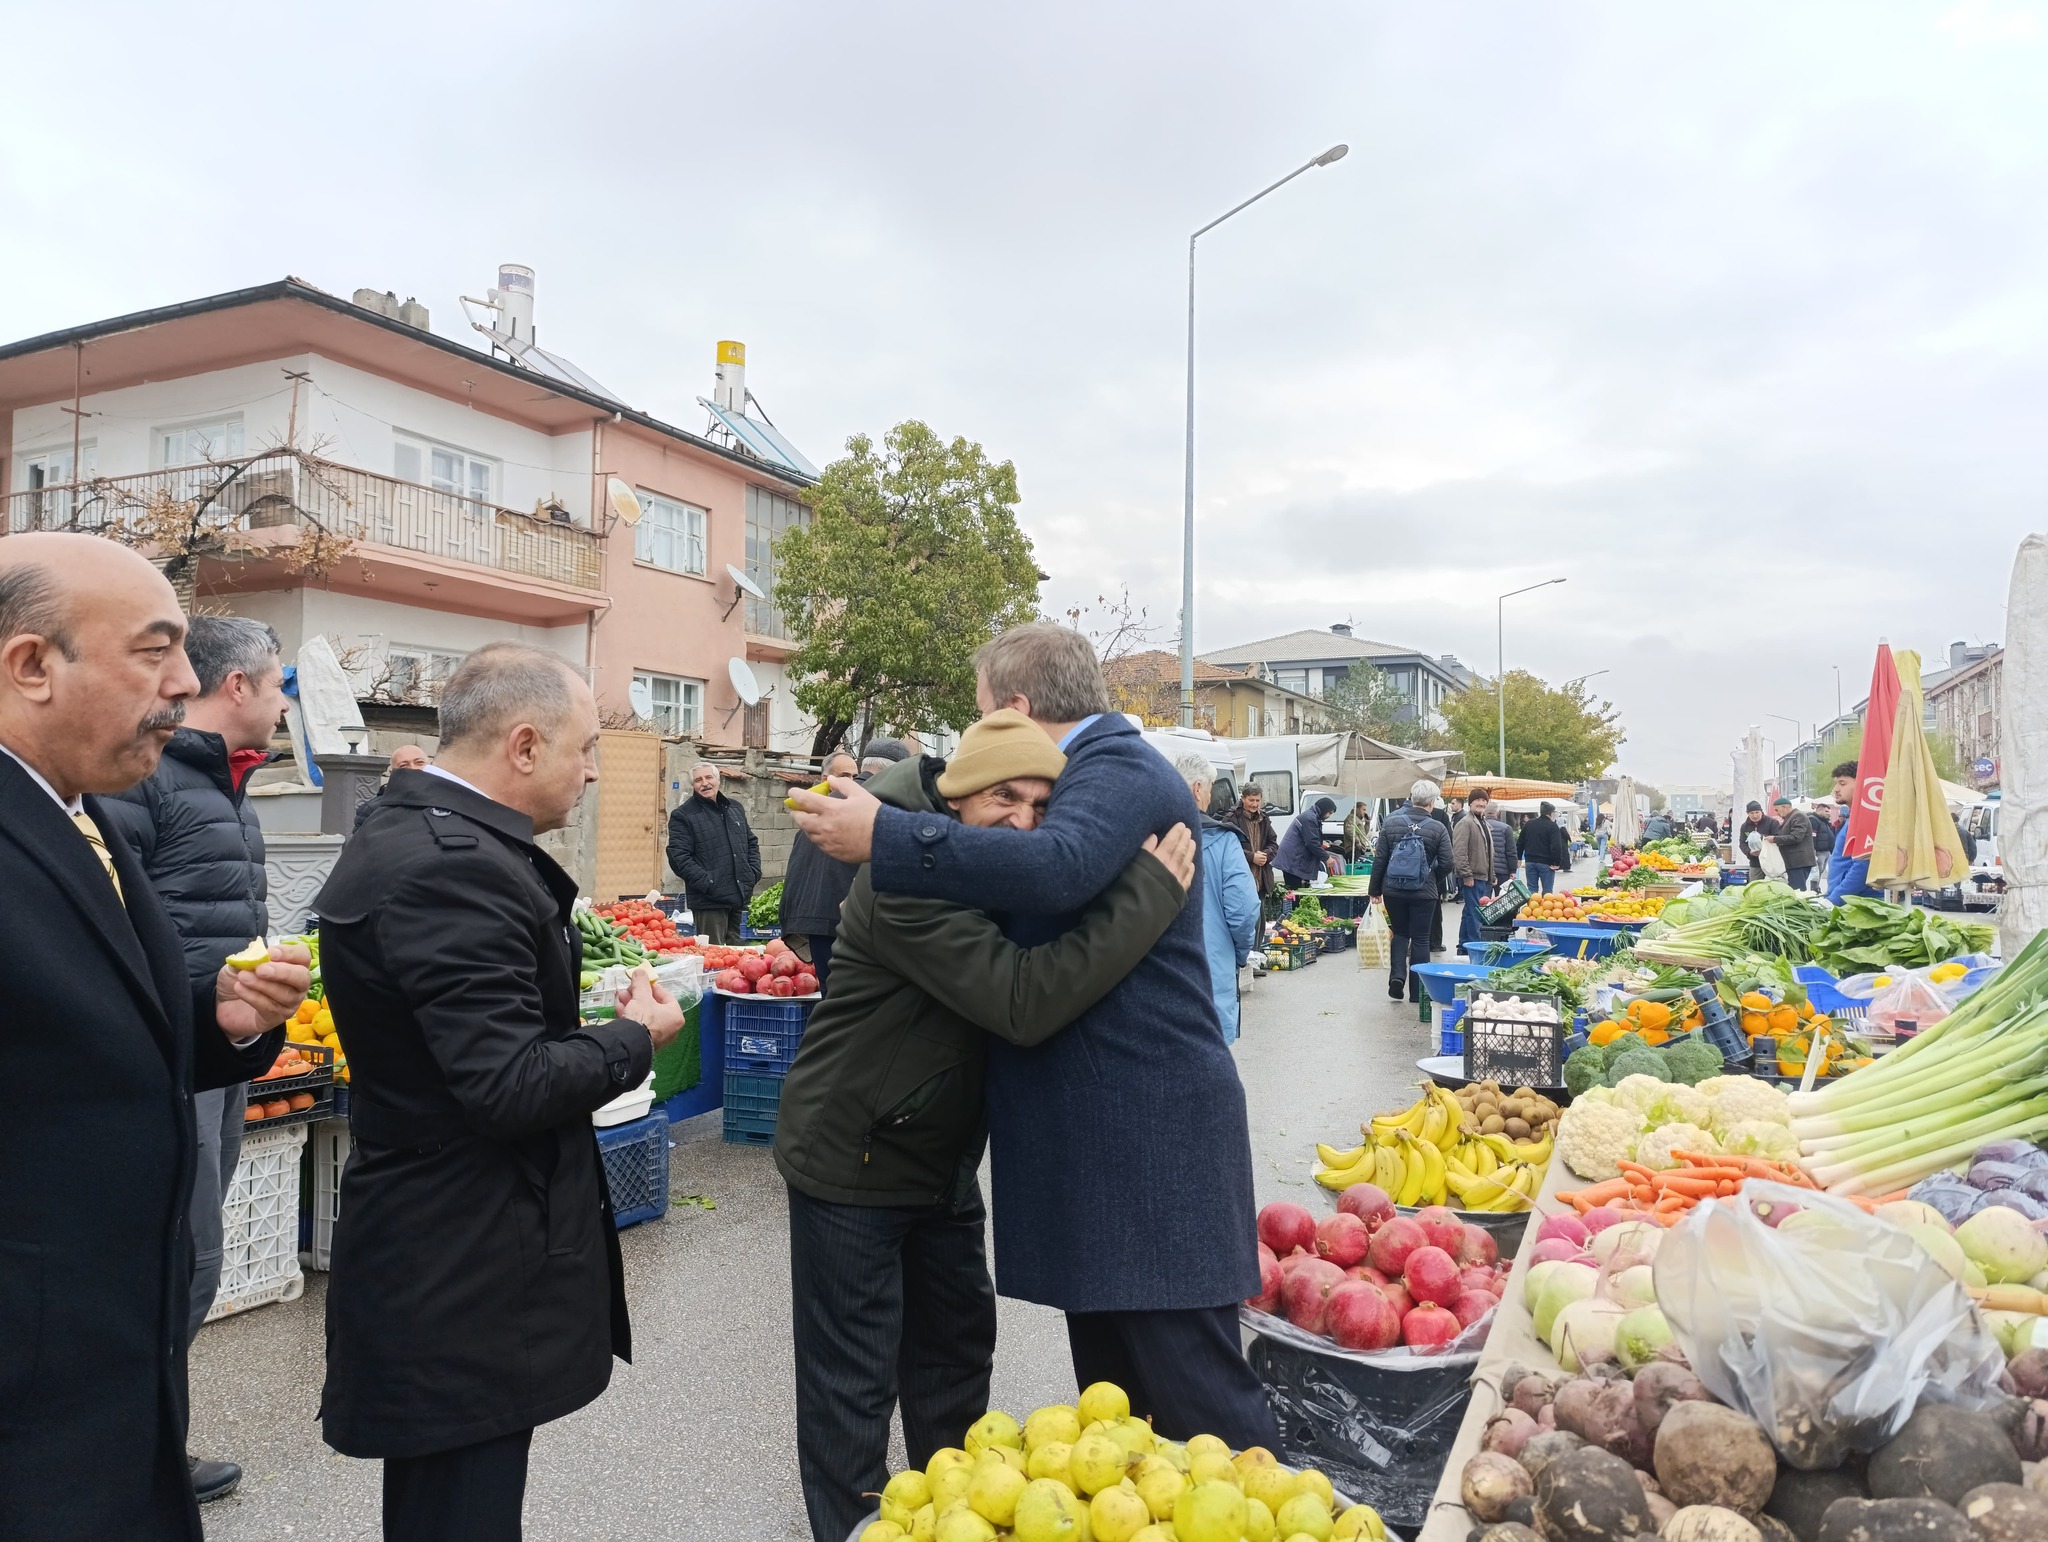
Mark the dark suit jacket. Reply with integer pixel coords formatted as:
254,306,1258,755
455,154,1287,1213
868,714,1259,1313
0,750,280,1541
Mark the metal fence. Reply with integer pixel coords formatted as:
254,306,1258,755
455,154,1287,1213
2,452,606,591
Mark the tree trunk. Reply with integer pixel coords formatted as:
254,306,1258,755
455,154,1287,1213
810,718,851,759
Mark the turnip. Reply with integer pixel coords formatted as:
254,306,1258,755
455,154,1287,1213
1534,1447,1655,1541
1460,1452,1534,1522
1654,1401,1776,1514
1957,1205,2048,1284
1613,1304,1675,1371
1580,1204,1630,1234
1509,1372,1556,1420
2007,1348,2048,1401
1514,1430,1584,1482
1482,1407,1539,1461
1902,1222,1974,1286
1607,1263,1658,1308
1532,1262,1598,1342
1664,1506,1763,1542
1522,1257,1570,1311
1526,1236,1588,1271
1589,1218,1662,1268
1536,1212,1591,1249
1873,1199,1950,1232
1957,1482,2048,1542
1868,1403,2022,1506
1549,1297,1628,1371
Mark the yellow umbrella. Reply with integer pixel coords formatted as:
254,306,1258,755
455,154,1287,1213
1869,650,1971,890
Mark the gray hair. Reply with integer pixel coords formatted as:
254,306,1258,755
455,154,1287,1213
1410,778,1441,807
0,562,77,660
1241,781,1264,799
1170,749,1215,788
436,642,580,750
973,622,1112,722
689,760,721,779
185,614,280,697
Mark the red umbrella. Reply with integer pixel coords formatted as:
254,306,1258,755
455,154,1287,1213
1843,644,1901,861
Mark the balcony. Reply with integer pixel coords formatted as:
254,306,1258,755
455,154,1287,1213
3,451,605,591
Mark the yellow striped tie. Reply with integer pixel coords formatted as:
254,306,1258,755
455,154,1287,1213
72,810,126,905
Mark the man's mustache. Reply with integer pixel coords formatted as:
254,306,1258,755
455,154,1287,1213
140,702,186,734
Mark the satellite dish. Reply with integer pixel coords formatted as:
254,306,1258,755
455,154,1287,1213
607,477,642,526
627,678,654,719
728,657,763,706
727,564,764,599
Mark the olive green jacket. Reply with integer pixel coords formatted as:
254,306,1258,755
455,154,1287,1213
771,756,1187,1208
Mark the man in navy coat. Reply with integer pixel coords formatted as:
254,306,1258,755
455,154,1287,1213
791,623,1279,1449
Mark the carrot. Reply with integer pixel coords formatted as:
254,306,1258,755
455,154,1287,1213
1652,1175,1724,1198
1557,1178,1634,1211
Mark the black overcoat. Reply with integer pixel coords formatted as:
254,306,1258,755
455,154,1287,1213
0,750,280,1541
314,771,653,1458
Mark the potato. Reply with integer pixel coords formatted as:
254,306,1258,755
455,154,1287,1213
1664,1506,1763,1542
1534,1447,1654,1542
1461,1452,1534,1522
1815,1495,1976,1542
1867,1405,2022,1508
1956,1481,2048,1542
1655,1401,1777,1514
1765,1467,1869,1542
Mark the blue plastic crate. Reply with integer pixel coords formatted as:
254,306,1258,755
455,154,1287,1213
1521,923,1621,960
722,1071,784,1145
724,995,813,1074
740,922,783,941
596,1112,671,1229
1438,998,1468,1057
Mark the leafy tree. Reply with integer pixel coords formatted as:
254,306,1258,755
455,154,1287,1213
1803,723,1963,798
775,421,1042,757
1317,664,1425,746
1440,669,1623,782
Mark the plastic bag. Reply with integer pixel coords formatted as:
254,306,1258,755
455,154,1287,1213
1654,1182,2005,1469
1758,838,1787,879
1865,971,1952,1036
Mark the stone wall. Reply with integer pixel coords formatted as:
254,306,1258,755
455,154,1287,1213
265,834,345,932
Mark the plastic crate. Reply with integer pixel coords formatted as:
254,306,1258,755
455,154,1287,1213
305,1117,350,1272
722,1071,784,1145
1438,999,1468,1056
597,1112,671,1229
724,995,813,1075
1463,991,1568,1088
1478,878,1531,925
739,922,783,941
1319,924,1355,952
1478,924,1515,942
207,1123,308,1322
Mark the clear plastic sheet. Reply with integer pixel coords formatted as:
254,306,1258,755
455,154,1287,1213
1654,1181,2005,1469
1241,1311,1482,1530
1863,972,1953,1035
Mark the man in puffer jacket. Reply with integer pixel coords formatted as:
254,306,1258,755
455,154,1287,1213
100,614,286,1507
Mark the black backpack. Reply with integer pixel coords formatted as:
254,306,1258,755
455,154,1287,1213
1383,813,1434,895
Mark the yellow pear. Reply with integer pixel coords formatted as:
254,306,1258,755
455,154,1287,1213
1232,1446,1279,1479
1183,1433,1230,1463
910,1504,937,1542
985,1445,1027,1474
1132,1528,1175,1542
1242,1464,1297,1515
1293,1470,1334,1509
1069,1431,1129,1496
1273,1491,1333,1542
965,1409,1024,1459
1332,1504,1384,1542
931,1464,975,1510
1078,1382,1132,1426
860,1524,904,1542
881,1495,916,1529
1013,1478,1090,1542
1187,1450,1238,1488
927,1448,974,1487
1243,1496,1276,1542
1027,1440,1076,1491
1104,1417,1156,1462
1025,1405,1083,1453
886,1471,934,1515
1133,1457,1188,1522
1153,1440,1189,1473
1173,1480,1248,1542
933,1509,996,1542
1090,1484,1151,1542
967,1462,1028,1528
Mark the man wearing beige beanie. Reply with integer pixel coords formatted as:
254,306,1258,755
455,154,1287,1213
774,709,1197,1542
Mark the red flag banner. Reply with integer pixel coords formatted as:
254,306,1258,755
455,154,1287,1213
1844,644,1900,861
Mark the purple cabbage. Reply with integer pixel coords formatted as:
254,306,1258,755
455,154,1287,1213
1911,1173,1989,1226
1972,1139,2044,1166
1985,1191,2048,1222
1969,1160,2030,1192
2018,1171,2048,1205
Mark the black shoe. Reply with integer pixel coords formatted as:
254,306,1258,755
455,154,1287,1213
190,1456,241,1504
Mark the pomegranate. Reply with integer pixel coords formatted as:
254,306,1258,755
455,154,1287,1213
1280,1257,1346,1333
1402,1245,1461,1308
1450,1290,1498,1330
737,955,771,982
764,937,790,955
1258,1241,1278,1270
1249,1252,1284,1314
1337,1183,1397,1233
1365,1216,1427,1277
714,968,751,994
1347,1265,1391,1287
1314,1212,1371,1269
794,973,819,996
1257,1202,1318,1259
1454,1225,1499,1269
1326,1280,1403,1351
1457,1265,1498,1298
1401,1302,1462,1349
1412,1205,1464,1255
769,953,803,979
1378,1281,1413,1318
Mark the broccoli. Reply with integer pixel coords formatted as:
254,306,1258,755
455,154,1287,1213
1564,1044,1610,1097
1604,1030,1651,1061
1661,1038,1726,1087
1605,1049,1672,1087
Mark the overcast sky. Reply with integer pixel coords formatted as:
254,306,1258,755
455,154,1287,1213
6,1,2045,784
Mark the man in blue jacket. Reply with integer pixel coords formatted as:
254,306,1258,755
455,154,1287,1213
1826,760,1881,904
790,623,1280,1450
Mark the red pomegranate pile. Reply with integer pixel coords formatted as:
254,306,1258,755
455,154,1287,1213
712,937,818,998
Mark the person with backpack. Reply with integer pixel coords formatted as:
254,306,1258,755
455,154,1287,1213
1369,780,1456,1003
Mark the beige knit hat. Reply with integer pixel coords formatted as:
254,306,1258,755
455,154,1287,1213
934,709,1066,798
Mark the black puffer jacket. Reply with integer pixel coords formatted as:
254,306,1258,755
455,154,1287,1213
664,789,761,911
100,728,268,987
780,827,857,937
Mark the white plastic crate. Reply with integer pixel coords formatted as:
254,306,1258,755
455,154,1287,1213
206,1123,307,1321
305,1117,350,1272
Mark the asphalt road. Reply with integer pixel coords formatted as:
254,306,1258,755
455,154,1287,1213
189,888,1511,1540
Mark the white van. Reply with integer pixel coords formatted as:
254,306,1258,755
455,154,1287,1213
1963,794,2002,909
1132,721,1246,807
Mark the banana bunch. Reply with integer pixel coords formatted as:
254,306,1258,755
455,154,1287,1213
1312,1082,1554,1211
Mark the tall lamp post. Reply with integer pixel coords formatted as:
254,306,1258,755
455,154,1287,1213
1179,143,1350,726
1766,713,1804,793
1497,578,1567,776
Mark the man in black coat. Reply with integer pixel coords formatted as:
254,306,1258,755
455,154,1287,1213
101,613,288,1505
0,533,308,1542
780,744,908,989
665,758,761,943
315,642,685,1542
1516,801,1570,894
352,742,429,831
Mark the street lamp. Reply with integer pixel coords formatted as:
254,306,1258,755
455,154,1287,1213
1766,713,1804,792
1179,142,1350,726
1497,578,1567,776
1563,669,1610,691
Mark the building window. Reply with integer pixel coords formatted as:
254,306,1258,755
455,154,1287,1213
1275,669,1309,694
382,645,467,703
633,492,707,576
1245,705,1262,736
156,417,244,468
394,436,497,510
15,443,97,528
744,485,811,638
633,671,703,734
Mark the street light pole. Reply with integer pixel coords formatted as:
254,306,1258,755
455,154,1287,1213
1179,143,1349,726
1497,578,1568,777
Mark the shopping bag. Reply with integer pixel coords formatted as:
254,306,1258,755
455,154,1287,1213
1357,904,1392,967
1758,839,1787,880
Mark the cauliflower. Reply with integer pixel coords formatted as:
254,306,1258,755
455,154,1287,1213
1557,1097,1645,1181
1640,1082,1712,1130
1718,1120,1802,1161
1630,1123,1718,1171
1700,1076,1794,1135
1612,1073,1678,1115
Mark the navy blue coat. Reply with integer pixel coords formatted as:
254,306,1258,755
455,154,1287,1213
869,714,1259,1313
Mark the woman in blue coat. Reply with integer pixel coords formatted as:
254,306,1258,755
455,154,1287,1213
1172,751,1260,1043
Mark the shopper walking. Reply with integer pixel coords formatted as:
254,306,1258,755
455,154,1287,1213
780,746,898,989
1173,751,1260,1045
1370,780,1455,1003
1226,781,1282,921
1277,796,1340,889
1762,795,1817,891
1453,788,1497,947
315,644,685,1542
789,623,1281,1451
0,534,306,1542
775,715,1194,1542
1738,800,1781,878
1517,801,1569,894
100,615,288,1507
665,759,761,944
